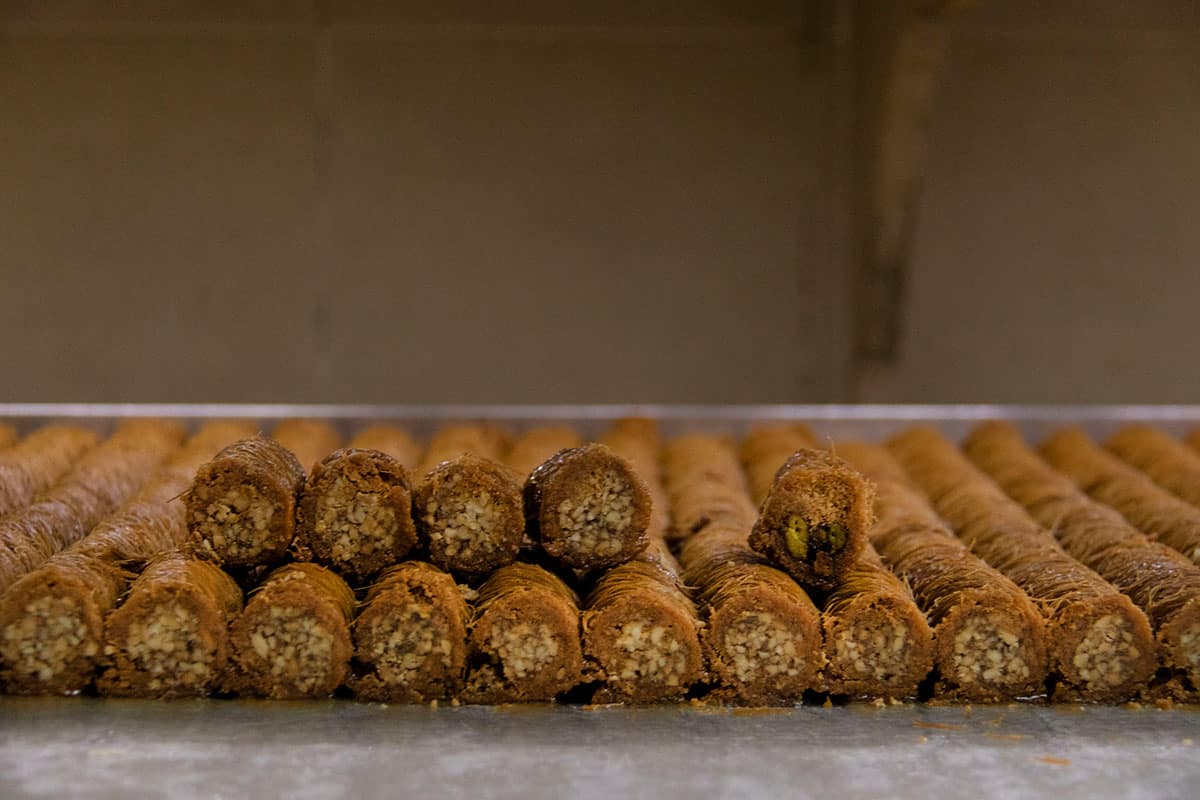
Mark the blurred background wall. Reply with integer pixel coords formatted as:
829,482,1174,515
1,1,1197,404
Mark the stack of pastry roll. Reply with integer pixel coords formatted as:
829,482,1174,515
1041,429,1200,565
1105,425,1200,513
0,424,98,518
888,427,1155,701
836,442,1047,702
742,429,930,699
965,422,1200,696
0,421,253,695
581,419,704,703
270,419,342,473
667,435,823,705
413,424,524,576
0,419,184,595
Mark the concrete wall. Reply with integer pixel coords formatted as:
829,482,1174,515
2,1,1198,405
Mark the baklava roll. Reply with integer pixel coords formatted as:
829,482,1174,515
351,561,470,703
836,441,1047,702
820,542,933,699
0,423,16,449
226,563,355,699
966,421,1200,695
740,423,817,504
505,425,582,479
413,453,525,576
462,561,583,703
1041,428,1200,565
97,554,243,698
0,420,183,594
348,424,423,472
583,539,704,704
747,448,874,592
419,423,508,475
184,436,306,569
888,427,1156,702
525,444,652,571
270,419,342,473
667,435,823,705
0,424,98,517
0,422,255,695
294,447,417,580
1106,425,1200,510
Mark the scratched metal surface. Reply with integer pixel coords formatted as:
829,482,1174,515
0,699,1198,800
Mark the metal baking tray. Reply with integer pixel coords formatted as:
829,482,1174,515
2,404,1199,800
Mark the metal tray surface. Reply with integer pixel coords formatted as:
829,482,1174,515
2,404,1199,799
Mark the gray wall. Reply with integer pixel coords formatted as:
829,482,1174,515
2,1,1198,405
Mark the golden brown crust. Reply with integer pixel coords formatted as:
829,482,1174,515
747,448,874,592
348,424,423,472
0,420,183,594
966,421,1200,693
1106,425,1200,509
413,453,525,576
0,423,16,450
419,423,509,475
667,435,823,705
0,425,100,518
1042,428,1200,565
183,436,306,569
295,448,417,581
739,423,817,504
351,561,470,703
463,562,582,703
270,419,342,473
888,426,1155,702
98,554,243,698
506,426,583,480
525,444,652,570
836,441,1048,702
821,543,933,699
226,562,354,699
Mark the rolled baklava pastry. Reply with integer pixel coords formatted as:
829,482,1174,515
820,543,933,699
226,562,355,699
184,436,306,569
412,453,525,576
97,554,243,698
525,444,652,571
0,423,14,449
0,421,256,695
583,540,704,704
836,441,1047,702
0,424,98,517
506,425,583,480
0,420,183,594
270,419,342,472
1106,425,1200,509
1041,428,1200,565
740,423,817,504
419,423,508,475
667,435,823,705
294,447,417,580
888,426,1156,702
747,448,874,592
348,424,422,472
462,561,583,703
965,421,1200,695
351,561,470,703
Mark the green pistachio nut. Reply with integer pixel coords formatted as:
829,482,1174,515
784,516,809,560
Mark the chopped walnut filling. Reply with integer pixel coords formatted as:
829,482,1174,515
722,611,804,684
1072,614,1139,689
1,595,93,683
610,618,689,687
191,484,276,559
951,612,1030,688
833,619,910,683
123,600,212,692
361,603,454,685
555,471,634,557
488,621,558,679
315,476,398,563
424,477,506,560
246,606,337,695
